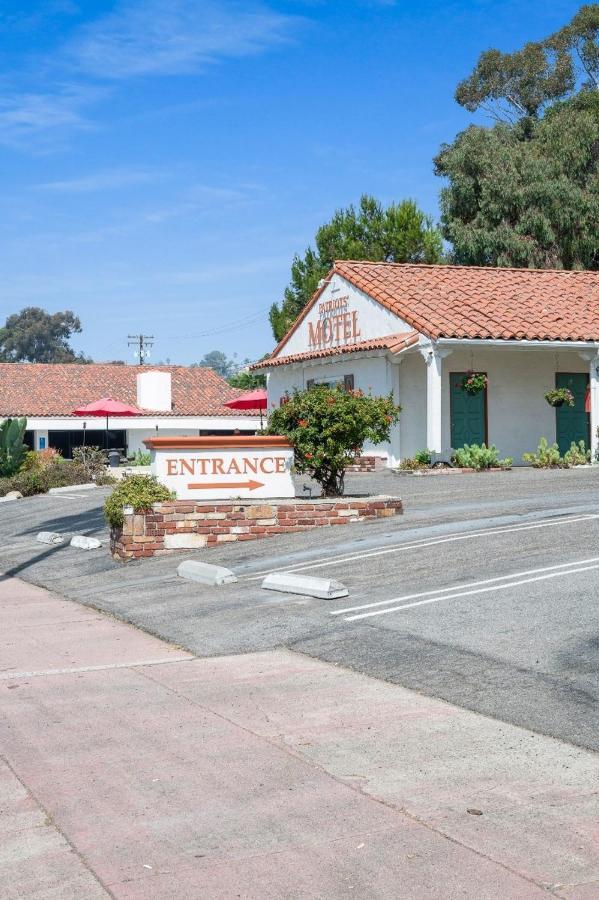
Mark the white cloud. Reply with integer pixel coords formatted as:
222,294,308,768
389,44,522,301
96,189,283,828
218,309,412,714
0,2,300,150
0,87,96,148
35,167,164,192
67,0,300,80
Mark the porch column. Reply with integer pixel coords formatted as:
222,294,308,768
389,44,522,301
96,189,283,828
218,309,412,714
421,347,451,453
385,359,401,466
590,356,599,462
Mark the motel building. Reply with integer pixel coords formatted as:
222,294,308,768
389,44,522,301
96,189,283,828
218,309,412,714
254,260,599,466
0,364,259,457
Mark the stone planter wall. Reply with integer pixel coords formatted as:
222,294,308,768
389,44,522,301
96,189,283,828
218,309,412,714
110,496,403,560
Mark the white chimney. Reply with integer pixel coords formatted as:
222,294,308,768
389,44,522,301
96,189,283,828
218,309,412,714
137,370,172,412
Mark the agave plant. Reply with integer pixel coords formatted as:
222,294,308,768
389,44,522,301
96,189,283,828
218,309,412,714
0,417,28,477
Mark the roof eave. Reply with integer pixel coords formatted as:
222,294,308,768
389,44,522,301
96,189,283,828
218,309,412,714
436,337,599,350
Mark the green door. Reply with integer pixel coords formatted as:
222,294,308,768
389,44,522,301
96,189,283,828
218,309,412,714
555,373,589,454
450,373,487,448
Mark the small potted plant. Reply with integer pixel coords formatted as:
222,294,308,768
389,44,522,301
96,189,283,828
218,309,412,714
544,388,575,408
460,372,488,396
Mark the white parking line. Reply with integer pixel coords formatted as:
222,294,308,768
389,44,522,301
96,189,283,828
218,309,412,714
339,557,599,622
245,514,599,581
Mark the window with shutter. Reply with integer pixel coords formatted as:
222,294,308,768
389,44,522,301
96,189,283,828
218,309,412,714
344,374,354,392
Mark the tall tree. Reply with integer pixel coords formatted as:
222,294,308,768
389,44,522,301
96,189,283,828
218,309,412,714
228,369,266,389
269,195,444,342
455,5,599,121
436,5,599,269
0,307,88,363
194,350,237,378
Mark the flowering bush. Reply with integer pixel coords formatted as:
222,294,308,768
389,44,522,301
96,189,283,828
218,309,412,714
460,372,488,395
267,386,400,496
544,388,575,407
21,447,63,471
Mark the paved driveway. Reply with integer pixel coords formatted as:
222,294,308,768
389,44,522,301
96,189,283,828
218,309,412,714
1,468,599,751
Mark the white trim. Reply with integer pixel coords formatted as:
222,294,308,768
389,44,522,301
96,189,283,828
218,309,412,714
258,348,396,372
23,415,258,431
259,336,599,372
438,338,599,351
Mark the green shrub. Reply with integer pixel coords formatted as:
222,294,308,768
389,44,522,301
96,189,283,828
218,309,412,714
0,457,90,497
104,475,174,528
414,448,432,466
398,457,425,471
452,443,512,470
0,477,15,496
267,385,400,496
399,449,432,471
9,468,51,496
563,440,591,467
129,449,151,466
523,437,566,468
95,473,118,486
72,445,107,478
44,460,89,488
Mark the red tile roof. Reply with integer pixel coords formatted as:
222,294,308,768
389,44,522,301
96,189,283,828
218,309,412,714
0,364,260,418
252,331,419,369
334,261,599,342
263,263,599,369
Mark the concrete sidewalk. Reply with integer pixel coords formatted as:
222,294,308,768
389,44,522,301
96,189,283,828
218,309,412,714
1,577,598,899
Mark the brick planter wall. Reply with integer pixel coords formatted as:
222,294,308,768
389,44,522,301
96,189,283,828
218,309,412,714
345,456,386,473
110,496,403,560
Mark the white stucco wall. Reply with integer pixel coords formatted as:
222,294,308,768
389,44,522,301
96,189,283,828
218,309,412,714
280,274,410,357
440,347,588,462
25,416,258,457
266,345,591,467
397,353,427,459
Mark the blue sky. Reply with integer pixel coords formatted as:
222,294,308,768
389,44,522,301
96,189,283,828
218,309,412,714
0,0,582,365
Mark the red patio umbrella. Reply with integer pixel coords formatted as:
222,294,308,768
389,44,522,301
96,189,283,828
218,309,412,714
72,398,142,448
224,388,267,428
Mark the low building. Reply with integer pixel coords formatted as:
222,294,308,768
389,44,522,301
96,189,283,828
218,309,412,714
254,261,599,466
0,364,259,457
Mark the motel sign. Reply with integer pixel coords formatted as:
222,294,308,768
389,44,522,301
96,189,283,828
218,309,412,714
308,295,361,349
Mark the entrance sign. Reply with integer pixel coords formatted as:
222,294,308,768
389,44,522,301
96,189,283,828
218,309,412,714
144,436,295,500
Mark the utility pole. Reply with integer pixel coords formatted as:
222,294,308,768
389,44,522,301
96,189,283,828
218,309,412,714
128,334,154,365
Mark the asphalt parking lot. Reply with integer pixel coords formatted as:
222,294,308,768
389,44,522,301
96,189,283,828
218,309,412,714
2,467,599,752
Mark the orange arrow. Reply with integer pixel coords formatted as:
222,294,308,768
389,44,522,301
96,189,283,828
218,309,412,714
187,480,264,491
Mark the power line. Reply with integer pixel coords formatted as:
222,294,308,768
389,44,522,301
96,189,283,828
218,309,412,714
162,308,271,341
128,333,154,365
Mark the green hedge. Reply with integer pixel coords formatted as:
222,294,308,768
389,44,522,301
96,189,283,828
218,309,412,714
104,475,174,528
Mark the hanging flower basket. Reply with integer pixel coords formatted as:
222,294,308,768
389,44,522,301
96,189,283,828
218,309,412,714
460,371,488,395
545,388,575,408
